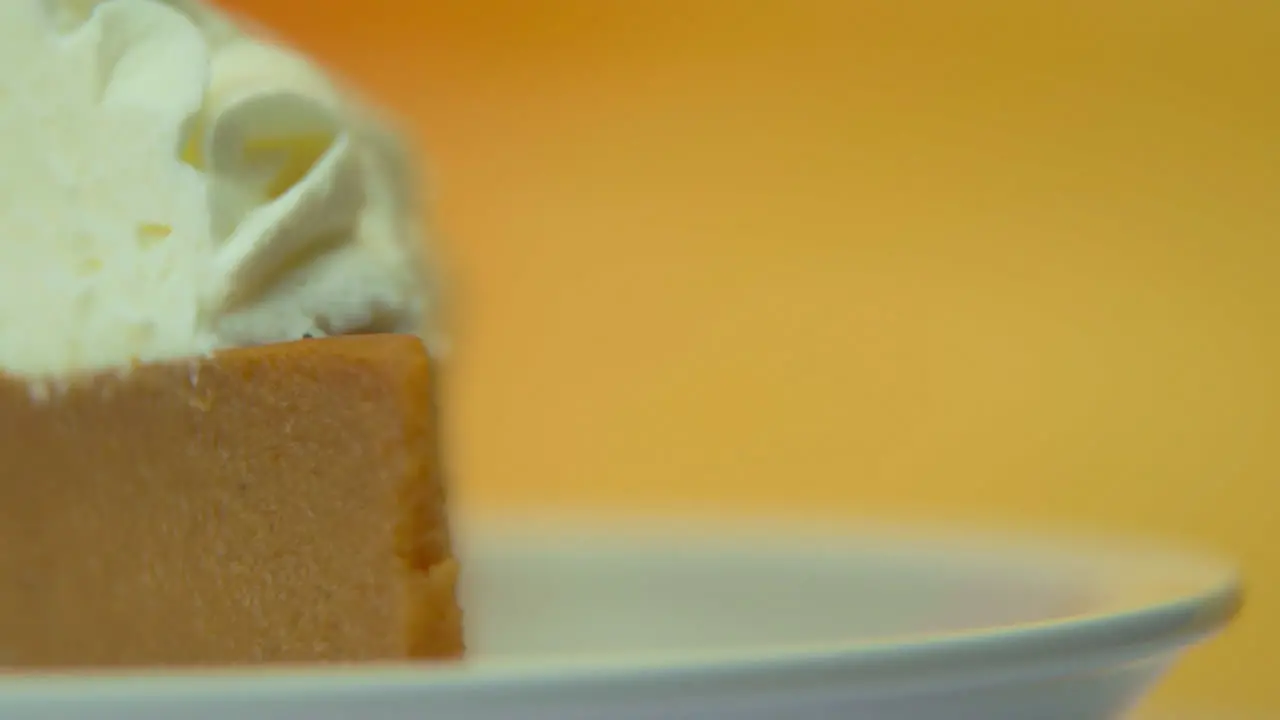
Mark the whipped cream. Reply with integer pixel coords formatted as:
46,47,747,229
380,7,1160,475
0,0,444,384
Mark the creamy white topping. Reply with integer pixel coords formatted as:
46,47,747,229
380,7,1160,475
0,0,444,385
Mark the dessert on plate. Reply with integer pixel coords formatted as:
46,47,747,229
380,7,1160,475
0,0,463,666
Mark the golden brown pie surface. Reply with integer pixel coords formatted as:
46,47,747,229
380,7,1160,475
0,334,463,667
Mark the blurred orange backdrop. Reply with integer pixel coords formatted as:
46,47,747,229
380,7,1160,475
219,0,1277,712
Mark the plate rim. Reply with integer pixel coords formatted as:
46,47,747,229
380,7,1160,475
0,514,1243,706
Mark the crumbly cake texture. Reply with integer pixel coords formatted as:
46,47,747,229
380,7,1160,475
0,334,463,666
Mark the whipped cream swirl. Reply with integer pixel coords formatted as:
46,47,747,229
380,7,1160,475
0,0,445,381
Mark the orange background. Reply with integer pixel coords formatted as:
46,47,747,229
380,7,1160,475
220,0,1277,712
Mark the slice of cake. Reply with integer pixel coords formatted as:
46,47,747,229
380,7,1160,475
0,335,463,666
0,0,463,665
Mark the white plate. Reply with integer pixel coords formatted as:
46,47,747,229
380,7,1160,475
0,516,1242,719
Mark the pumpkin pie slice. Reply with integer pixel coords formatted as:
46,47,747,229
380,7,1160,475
0,334,464,667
